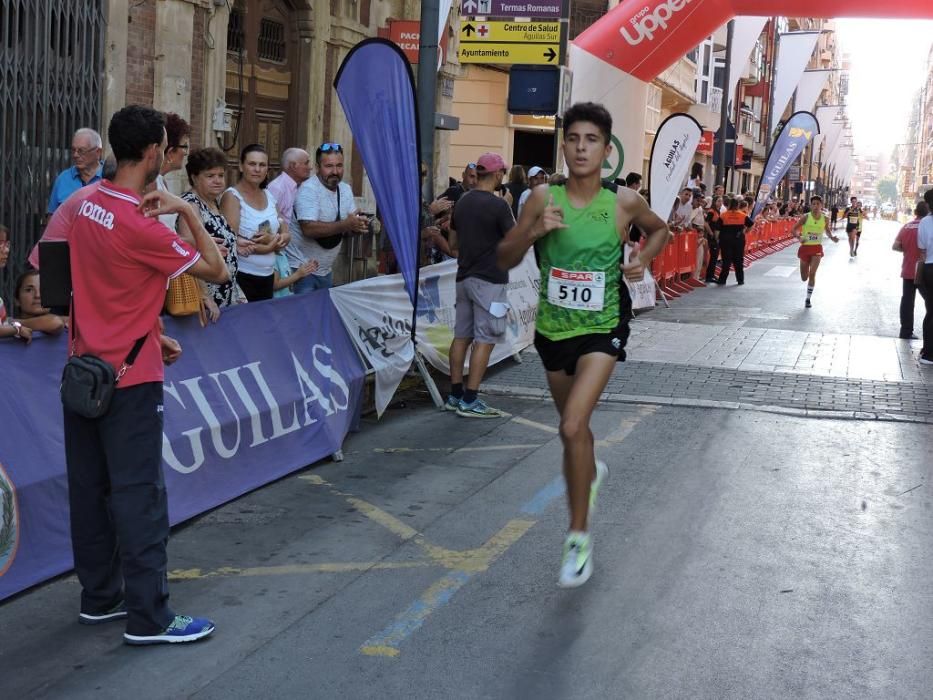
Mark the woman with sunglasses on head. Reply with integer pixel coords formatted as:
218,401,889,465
285,142,369,293
220,144,289,301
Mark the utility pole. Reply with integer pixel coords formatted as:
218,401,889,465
417,0,441,200
716,20,735,189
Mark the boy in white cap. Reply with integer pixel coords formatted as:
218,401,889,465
517,166,548,218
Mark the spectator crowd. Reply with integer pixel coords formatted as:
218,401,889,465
2,114,930,362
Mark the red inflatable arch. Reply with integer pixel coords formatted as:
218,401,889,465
575,0,933,81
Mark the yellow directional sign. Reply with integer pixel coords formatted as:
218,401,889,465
458,43,560,64
458,20,563,65
459,20,561,43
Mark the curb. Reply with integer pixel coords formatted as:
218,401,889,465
481,383,933,425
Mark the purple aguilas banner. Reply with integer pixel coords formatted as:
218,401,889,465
0,293,365,601
752,110,820,219
335,39,421,318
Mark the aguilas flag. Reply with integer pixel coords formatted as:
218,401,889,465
648,112,703,222
752,110,819,219
335,39,422,313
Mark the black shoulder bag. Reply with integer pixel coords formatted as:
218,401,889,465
60,297,147,419
317,185,344,250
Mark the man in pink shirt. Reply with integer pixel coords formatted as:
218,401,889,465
265,147,312,226
893,200,929,340
64,105,229,646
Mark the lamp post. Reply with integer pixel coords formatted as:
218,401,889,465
717,20,735,189
417,0,441,200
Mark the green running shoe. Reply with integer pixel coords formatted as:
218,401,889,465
558,532,593,588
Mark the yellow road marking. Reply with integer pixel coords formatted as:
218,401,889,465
360,645,400,657
417,518,536,572
345,496,421,541
375,444,542,454
168,561,429,581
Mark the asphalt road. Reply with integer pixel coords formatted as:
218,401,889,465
3,392,931,699
655,217,920,337
2,217,931,699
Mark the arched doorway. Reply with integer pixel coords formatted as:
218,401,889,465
223,0,297,174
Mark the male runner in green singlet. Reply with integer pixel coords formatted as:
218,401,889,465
497,103,670,588
792,195,839,308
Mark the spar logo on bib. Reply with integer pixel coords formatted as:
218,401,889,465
0,462,19,577
620,0,694,46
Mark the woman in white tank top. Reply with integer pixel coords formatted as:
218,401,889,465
220,144,289,301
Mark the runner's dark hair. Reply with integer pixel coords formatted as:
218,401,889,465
917,200,930,218
562,102,612,144
625,171,642,187
810,195,822,203
108,105,165,163
924,189,933,209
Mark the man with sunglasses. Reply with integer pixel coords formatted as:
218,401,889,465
286,142,370,292
48,128,104,215
440,163,478,205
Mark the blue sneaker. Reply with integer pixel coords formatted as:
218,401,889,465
124,615,215,646
444,395,461,411
79,600,127,625
456,398,502,419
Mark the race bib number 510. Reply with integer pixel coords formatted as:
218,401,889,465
547,267,605,311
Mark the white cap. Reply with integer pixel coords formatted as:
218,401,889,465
528,166,545,177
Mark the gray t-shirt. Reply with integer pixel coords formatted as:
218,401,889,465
286,176,355,276
453,189,515,284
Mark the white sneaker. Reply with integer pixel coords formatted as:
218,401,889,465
558,533,593,588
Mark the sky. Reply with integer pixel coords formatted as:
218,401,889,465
834,19,933,157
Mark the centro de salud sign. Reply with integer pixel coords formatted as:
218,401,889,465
458,20,564,65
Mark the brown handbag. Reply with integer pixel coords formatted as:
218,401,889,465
164,273,202,316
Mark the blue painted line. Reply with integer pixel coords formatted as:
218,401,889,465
362,571,472,651
520,476,566,515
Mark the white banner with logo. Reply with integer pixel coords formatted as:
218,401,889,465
648,112,703,222
329,251,539,416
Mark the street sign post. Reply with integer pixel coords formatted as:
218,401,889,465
458,20,563,65
459,0,566,19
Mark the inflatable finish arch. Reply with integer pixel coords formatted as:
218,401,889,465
576,0,933,82
569,0,933,176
